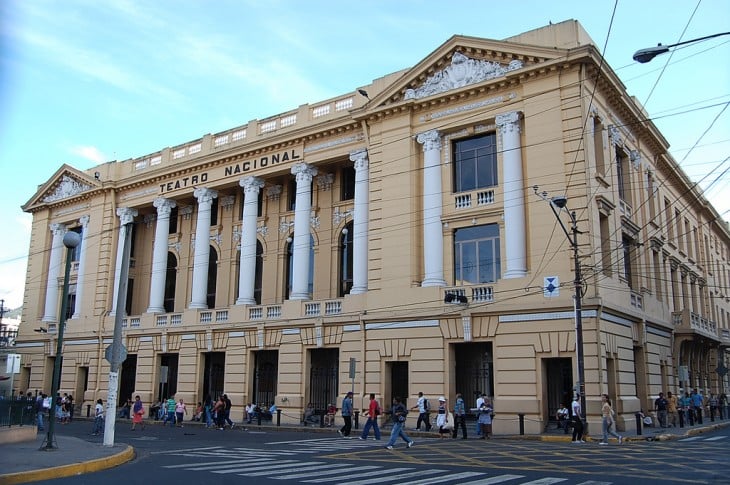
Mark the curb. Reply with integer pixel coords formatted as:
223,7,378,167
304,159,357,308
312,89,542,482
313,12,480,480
0,445,135,485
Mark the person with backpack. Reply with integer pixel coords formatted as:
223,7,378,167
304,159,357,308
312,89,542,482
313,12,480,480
338,391,354,437
359,393,381,440
411,391,432,431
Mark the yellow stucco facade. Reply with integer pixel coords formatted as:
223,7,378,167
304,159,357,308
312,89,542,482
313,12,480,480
14,20,730,434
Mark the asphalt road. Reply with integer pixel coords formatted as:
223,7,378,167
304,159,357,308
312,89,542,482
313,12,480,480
32,419,730,484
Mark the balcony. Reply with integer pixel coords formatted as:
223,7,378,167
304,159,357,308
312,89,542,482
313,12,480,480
672,308,719,341
445,285,495,304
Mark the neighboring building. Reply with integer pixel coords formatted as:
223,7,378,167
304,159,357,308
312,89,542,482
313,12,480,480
14,20,730,433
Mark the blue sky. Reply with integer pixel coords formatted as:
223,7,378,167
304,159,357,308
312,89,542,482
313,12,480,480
1,0,728,309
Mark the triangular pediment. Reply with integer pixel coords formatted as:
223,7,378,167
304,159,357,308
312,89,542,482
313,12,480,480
22,164,100,212
365,34,570,107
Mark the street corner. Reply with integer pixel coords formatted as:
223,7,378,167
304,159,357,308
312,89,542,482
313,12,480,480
0,444,135,485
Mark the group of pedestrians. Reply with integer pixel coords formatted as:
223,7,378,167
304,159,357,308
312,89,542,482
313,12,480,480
657,388,726,427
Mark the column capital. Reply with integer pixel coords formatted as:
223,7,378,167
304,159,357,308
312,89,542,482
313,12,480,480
153,197,177,216
79,215,90,228
49,222,67,236
496,111,522,134
416,129,441,152
193,187,218,204
291,162,317,183
349,148,369,170
239,176,265,195
116,207,138,225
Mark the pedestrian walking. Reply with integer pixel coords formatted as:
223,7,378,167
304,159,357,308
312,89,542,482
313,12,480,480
175,398,188,427
452,393,467,439
214,396,226,430
338,391,353,437
571,394,584,443
410,391,432,431
475,393,486,437
359,393,381,441
163,395,176,427
599,394,622,445
131,395,145,430
654,392,668,428
385,397,414,449
477,399,493,439
222,394,235,428
92,399,104,435
691,389,703,424
436,396,451,438
36,393,47,431
667,391,678,427
204,394,213,427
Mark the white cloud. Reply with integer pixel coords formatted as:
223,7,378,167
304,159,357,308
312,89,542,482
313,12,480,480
70,145,108,163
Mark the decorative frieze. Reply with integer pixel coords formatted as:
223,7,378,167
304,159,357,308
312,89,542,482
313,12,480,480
43,175,92,203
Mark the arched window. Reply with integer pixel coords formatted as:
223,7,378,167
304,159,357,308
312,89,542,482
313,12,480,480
164,252,177,313
285,235,314,299
207,246,218,309
339,222,353,296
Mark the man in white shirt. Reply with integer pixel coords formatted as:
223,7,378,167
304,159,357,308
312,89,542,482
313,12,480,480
571,395,584,443
410,392,432,431
475,393,486,436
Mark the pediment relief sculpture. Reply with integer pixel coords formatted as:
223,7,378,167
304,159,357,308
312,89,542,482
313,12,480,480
405,52,523,100
42,175,93,203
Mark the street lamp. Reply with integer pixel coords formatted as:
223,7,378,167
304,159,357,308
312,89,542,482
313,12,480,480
41,230,81,451
633,32,730,63
535,188,587,431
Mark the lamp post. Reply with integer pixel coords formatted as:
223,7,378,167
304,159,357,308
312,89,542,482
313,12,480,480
536,188,587,431
633,32,730,63
41,230,81,450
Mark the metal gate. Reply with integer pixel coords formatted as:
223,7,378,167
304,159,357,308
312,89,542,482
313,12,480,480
390,361,409,403
253,350,278,407
545,357,573,423
309,348,338,413
119,354,138,406
157,354,179,401
455,343,493,406
203,352,226,400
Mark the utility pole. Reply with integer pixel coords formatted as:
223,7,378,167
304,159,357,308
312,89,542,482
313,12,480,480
103,222,132,447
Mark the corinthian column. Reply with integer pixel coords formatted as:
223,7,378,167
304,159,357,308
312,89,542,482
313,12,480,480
42,223,67,322
71,215,89,319
289,163,317,300
496,111,527,278
417,129,446,287
147,198,176,313
350,149,369,294
189,188,217,309
110,207,137,316
237,176,265,305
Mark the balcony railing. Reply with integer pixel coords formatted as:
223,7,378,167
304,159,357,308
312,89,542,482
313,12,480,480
445,285,495,304
672,308,718,340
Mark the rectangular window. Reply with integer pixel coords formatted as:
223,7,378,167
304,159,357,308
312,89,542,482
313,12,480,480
653,250,662,301
454,224,501,284
341,165,355,201
616,148,630,203
600,214,612,276
664,199,673,241
593,118,605,175
453,133,497,193
647,171,656,220
622,234,635,289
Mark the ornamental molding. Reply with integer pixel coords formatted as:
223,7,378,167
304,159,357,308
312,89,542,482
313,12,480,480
43,175,92,203
52,203,90,218
405,52,522,100
303,134,363,153
316,173,335,191
421,93,515,122
121,187,158,201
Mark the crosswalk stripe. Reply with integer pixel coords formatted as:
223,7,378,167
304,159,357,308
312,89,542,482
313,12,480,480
163,459,260,469
188,459,294,472
458,475,525,485
234,461,327,477
679,436,701,441
575,481,613,485
331,468,446,485
302,467,413,483
252,462,354,479
276,464,382,480
152,445,221,454
519,479,568,485
705,436,725,441
398,471,488,485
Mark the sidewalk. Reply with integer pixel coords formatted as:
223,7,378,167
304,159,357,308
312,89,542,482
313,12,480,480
0,433,133,485
1,417,728,484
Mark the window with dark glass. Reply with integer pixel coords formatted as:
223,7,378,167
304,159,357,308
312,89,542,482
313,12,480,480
210,197,219,226
254,240,263,305
622,234,635,289
168,206,178,234
339,222,354,296
164,252,177,313
287,178,313,211
453,133,497,193
238,190,264,220
207,246,217,309
285,235,314,299
125,278,134,315
453,224,501,284
341,165,356,201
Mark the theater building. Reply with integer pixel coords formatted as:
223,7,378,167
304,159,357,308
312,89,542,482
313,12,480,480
15,20,730,433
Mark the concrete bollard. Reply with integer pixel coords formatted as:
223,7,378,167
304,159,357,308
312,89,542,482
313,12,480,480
518,413,525,435
635,412,643,435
